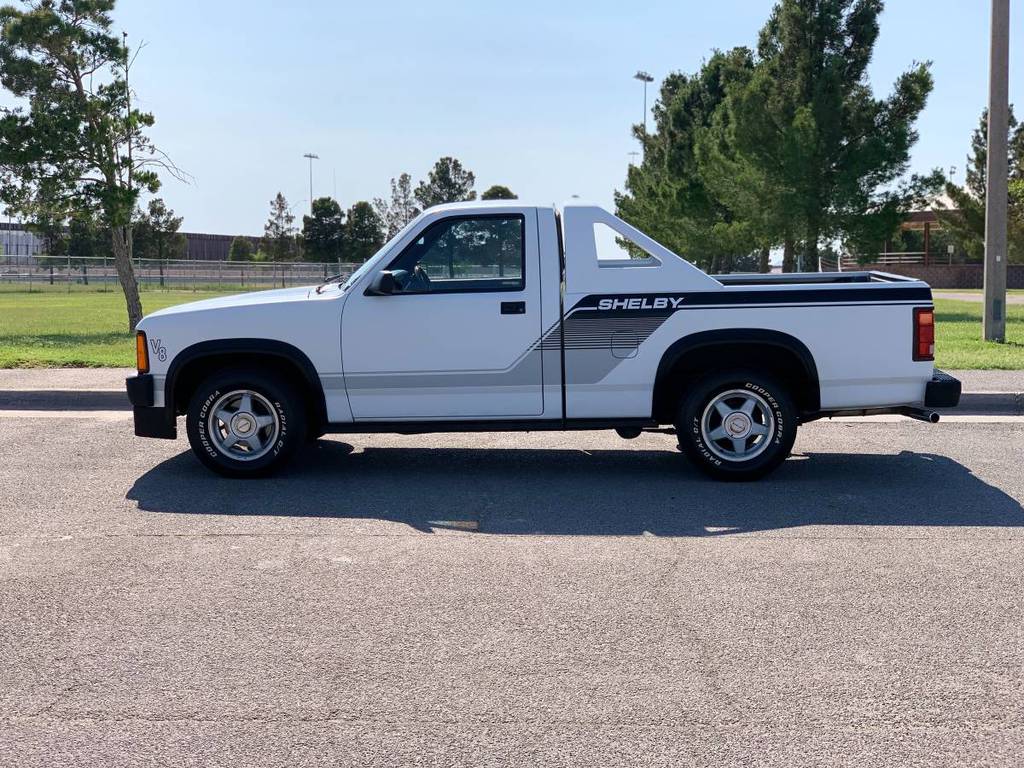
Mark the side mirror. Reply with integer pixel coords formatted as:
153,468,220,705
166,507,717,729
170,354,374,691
366,270,397,296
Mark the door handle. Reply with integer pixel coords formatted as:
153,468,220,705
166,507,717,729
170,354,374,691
501,301,526,315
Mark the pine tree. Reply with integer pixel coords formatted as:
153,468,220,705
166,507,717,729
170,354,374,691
731,0,940,269
263,193,298,261
616,49,755,272
373,174,420,239
134,198,185,261
345,201,384,262
481,185,517,200
937,108,1024,262
228,237,255,262
414,157,476,209
302,197,346,262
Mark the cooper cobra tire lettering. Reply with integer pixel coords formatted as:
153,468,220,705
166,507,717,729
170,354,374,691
677,370,797,481
185,371,306,478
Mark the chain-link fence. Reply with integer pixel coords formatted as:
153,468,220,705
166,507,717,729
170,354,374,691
0,255,362,292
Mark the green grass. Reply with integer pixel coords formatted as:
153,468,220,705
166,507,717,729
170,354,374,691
933,299,1024,369
0,291,1022,369
0,290,238,368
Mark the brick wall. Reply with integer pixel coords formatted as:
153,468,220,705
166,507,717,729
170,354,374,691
858,263,1024,289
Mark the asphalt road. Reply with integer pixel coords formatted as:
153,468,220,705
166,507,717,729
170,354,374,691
2,413,1024,767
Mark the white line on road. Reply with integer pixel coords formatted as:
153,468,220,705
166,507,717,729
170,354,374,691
828,415,1024,423
0,410,131,420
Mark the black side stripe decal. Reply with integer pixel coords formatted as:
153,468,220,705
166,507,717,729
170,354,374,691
571,285,932,311
528,289,932,353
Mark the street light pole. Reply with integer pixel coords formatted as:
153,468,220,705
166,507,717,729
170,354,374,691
303,153,319,216
633,71,654,138
983,0,1010,342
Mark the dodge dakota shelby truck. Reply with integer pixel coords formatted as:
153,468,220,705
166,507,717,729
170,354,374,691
126,201,961,481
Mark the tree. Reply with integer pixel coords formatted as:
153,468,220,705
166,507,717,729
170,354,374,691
0,1,181,330
29,208,71,258
1012,179,1024,262
133,198,185,261
33,204,106,269
228,236,255,262
414,157,476,209
729,0,940,270
481,185,517,200
373,173,420,239
345,201,384,262
619,2,940,273
263,192,298,261
936,108,1024,263
616,49,757,273
302,196,346,262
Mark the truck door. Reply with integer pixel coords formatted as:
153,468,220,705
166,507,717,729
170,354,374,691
341,210,545,420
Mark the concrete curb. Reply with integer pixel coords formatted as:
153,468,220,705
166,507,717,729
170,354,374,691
0,390,130,410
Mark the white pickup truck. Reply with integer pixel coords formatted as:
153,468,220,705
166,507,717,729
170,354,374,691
126,201,960,481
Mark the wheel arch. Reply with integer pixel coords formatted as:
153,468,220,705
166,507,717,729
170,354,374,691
651,329,821,423
165,339,328,432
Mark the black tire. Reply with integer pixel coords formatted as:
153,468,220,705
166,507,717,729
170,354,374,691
676,370,797,482
185,368,307,478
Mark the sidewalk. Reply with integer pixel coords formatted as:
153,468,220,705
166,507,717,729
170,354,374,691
0,368,1020,415
934,291,1024,305
0,367,134,391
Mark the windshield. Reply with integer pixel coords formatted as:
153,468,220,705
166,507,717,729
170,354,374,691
338,216,423,292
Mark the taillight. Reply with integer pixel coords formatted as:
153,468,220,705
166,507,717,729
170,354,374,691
136,331,150,373
913,308,934,361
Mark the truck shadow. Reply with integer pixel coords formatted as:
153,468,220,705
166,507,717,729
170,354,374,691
126,439,1024,536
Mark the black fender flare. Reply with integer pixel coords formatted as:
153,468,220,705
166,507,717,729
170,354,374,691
652,328,821,416
164,339,328,426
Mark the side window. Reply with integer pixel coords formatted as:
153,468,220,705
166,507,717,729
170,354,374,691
387,216,525,294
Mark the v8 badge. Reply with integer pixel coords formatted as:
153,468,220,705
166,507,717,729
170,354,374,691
150,337,168,363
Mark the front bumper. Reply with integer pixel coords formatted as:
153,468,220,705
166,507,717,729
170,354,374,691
126,374,177,439
924,369,962,408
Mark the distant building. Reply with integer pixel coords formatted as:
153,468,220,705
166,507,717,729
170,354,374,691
0,222,260,261
0,222,46,256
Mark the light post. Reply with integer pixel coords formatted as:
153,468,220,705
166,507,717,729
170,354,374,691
983,0,1010,342
303,153,319,215
633,71,654,137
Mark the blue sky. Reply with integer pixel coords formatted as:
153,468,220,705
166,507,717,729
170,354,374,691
103,1,1023,234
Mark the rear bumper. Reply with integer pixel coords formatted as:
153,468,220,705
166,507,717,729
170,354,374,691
126,374,177,439
924,369,961,408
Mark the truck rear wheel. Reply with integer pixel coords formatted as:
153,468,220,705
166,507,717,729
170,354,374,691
676,370,796,481
185,368,306,478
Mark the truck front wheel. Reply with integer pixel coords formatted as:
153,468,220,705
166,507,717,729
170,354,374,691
185,369,307,478
676,370,797,481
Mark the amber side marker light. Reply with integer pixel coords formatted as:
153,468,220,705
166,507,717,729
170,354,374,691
136,331,150,373
913,308,935,361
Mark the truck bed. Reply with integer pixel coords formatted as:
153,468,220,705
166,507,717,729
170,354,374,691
713,271,919,286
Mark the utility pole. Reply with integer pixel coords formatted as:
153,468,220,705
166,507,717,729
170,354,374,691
633,71,654,138
303,153,319,215
983,0,1010,342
